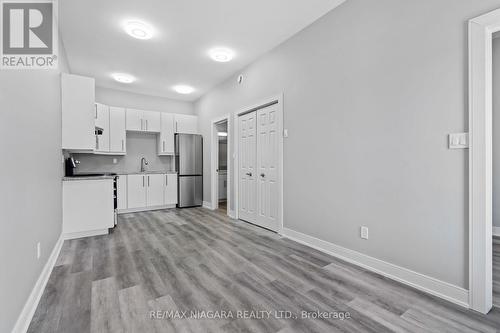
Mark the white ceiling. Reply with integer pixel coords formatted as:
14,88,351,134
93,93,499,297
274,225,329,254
60,0,345,101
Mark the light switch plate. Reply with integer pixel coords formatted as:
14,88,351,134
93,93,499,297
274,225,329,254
283,129,288,138
360,226,369,240
449,133,469,149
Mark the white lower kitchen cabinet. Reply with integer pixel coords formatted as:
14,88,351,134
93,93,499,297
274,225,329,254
146,174,165,206
63,179,114,239
165,174,178,205
127,174,147,208
117,175,127,210
119,173,177,213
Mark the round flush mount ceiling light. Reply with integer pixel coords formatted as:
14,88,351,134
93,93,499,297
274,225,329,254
112,73,136,84
173,85,195,94
208,47,235,62
123,20,154,40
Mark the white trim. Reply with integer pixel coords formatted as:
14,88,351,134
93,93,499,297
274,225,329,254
62,229,108,240
282,228,469,308
493,226,500,237
202,201,214,210
210,115,231,216
468,8,500,314
233,93,284,234
11,236,64,333
228,210,236,219
117,204,176,214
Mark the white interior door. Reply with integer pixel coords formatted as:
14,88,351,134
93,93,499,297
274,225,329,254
256,104,279,231
238,111,257,224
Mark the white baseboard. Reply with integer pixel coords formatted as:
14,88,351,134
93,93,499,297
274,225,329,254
11,235,64,333
118,204,176,214
228,210,236,219
281,228,469,308
63,229,108,240
203,201,214,210
493,226,500,237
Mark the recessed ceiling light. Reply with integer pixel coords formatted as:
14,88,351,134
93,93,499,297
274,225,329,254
218,132,228,137
123,20,154,40
209,47,235,62
173,85,195,94
112,73,136,83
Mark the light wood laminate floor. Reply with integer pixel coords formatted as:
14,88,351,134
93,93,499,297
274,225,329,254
28,208,500,332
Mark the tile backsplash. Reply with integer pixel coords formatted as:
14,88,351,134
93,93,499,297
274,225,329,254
72,132,174,174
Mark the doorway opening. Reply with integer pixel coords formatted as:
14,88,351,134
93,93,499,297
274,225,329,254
210,115,231,216
216,120,228,213
469,8,500,313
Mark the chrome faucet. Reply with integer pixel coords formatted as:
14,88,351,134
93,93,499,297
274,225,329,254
140,157,149,172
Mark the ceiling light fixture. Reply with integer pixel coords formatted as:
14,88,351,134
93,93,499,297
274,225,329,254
209,47,235,62
123,20,154,40
112,73,136,83
173,85,195,94
218,132,228,137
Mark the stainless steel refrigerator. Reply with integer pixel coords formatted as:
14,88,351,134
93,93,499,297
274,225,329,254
175,133,203,207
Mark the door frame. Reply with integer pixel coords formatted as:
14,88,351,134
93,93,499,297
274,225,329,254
210,114,231,215
468,8,500,314
234,93,284,234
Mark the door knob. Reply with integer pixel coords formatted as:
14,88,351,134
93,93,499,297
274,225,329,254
246,172,252,177
260,173,265,178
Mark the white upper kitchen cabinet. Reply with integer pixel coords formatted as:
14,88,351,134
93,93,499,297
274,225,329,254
158,113,175,155
126,108,142,131
165,174,178,205
127,174,147,208
143,111,161,132
175,114,198,134
95,103,110,153
126,109,161,132
109,107,126,154
146,174,165,207
62,73,95,151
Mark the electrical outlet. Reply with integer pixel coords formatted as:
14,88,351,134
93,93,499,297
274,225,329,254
360,226,369,240
37,242,41,259
283,129,289,138
113,158,117,164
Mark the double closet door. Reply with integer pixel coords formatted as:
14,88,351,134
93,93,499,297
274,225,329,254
238,103,279,231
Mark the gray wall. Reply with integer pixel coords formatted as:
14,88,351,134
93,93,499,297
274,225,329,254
0,37,69,331
96,86,194,114
195,0,500,289
73,132,174,174
493,37,500,228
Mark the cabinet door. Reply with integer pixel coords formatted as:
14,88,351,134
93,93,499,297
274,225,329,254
117,175,127,210
95,103,110,152
158,113,175,155
62,73,95,150
127,175,147,208
164,174,178,205
147,174,164,206
143,111,161,132
175,114,198,134
109,107,126,153
126,109,143,131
